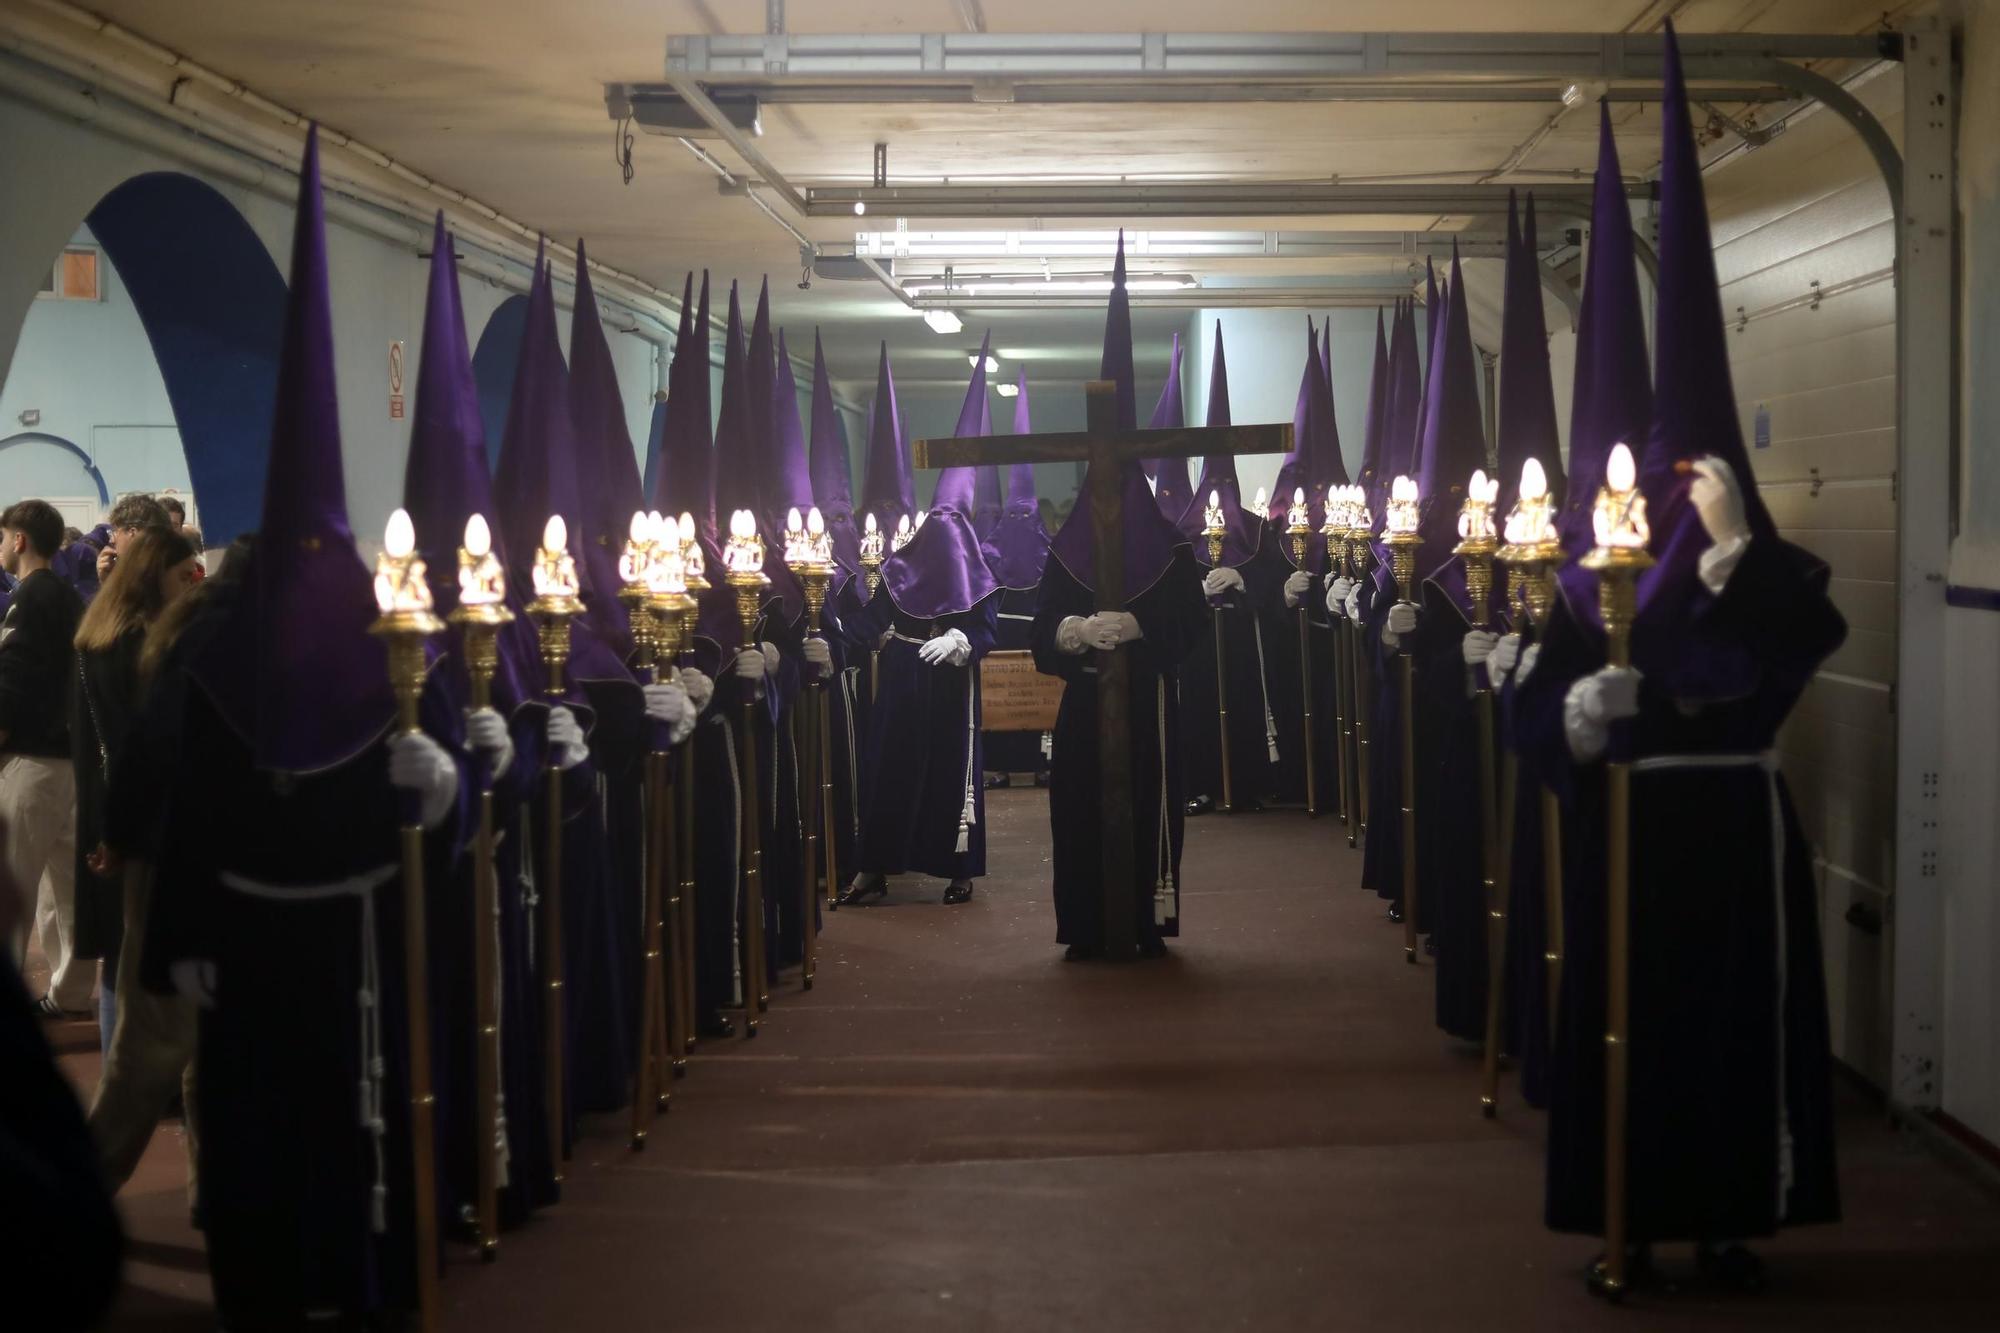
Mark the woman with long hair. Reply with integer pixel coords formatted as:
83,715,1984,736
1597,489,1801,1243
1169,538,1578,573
70,527,197,1051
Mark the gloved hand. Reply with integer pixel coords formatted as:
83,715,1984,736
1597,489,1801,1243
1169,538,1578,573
1344,587,1364,625
1489,633,1522,680
1690,455,1750,547
643,681,695,745
732,649,765,683
1326,575,1354,617
1283,570,1313,609
1099,611,1143,646
1691,455,1753,593
1563,665,1641,762
388,730,459,830
1202,566,1245,599
1079,615,1122,652
547,705,590,771
464,706,515,780
1055,615,1091,655
1517,643,1541,684
680,668,715,715
917,627,972,667
759,641,782,676
169,958,217,1010
1381,601,1417,648
802,636,834,677
1461,629,1499,667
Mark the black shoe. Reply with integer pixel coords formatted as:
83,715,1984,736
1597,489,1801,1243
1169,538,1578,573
1138,938,1168,959
698,1012,736,1040
1586,1245,1655,1298
982,771,1011,790
1064,944,1101,962
1387,902,1404,924
837,873,888,906
942,879,974,905
1185,794,1214,817
1697,1243,1766,1293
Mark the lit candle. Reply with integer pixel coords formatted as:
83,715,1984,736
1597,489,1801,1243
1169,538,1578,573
533,515,580,600
458,513,505,608
1592,443,1649,550
1385,475,1421,536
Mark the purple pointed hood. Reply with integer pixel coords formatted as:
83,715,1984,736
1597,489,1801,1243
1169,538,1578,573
856,341,913,529
1413,259,1440,451
880,338,998,617
1146,332,1193,518
1633,23,1782,689
973,462,1003,538
1416,245,1488,546
1356,306,1390,503
1179,325,1260,567
980,371,1050,589
1497,194,1566,512
807,329,861,575
1048,232,1187,596
644,272,692,506
568,240,642,655
712,282,758,522
191,127,393,772
656,272,713,527
403,212,539,714
770,328,815,522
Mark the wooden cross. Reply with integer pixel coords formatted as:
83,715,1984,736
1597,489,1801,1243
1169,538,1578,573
916,379,1291,960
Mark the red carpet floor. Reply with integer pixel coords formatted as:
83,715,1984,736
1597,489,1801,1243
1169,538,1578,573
51,788,2000,1330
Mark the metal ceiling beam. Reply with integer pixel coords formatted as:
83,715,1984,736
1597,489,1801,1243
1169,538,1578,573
790,181,1628,222
624,79,1794,107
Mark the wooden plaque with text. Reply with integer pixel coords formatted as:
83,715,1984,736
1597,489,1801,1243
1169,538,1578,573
979,650,1063,733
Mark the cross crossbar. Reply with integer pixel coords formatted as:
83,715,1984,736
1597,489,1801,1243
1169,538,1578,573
912,422,1291,469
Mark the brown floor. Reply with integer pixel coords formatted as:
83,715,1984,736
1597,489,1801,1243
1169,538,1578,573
46,788,2000,1330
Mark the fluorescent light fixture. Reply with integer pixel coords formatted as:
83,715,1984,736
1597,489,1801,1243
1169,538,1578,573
907,274,1198,298
922,309,964,334
995,382,1019,398
966,352,1000,372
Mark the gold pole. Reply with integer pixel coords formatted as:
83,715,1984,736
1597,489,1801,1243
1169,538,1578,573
1346,520,1375,845
672,539,706,1064
1205,525,1235,815
1325,518,1350,835
798,555,833,990
723,516,771,1036
526,520,582,1180
819,658,840,916
1580,451,1652,1301
1288,515,1320,817
1381,481,1421,965
619,571,665,1151
1456,477,1504,1115
367,514,444,1333
447,586,509,1261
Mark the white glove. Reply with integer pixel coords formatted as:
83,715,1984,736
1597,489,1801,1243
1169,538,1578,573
759,641,781,676
170,959,217,1010
732,649,765,683
1283,570,1313,609
1326,576,1354,617
1202,566,1245,599
1055,615,1091,655
547,705,590,771
681,668,715,715
1517,643,1541,685
1079,615,1122,652
643,681,695,745
1381,601,1417,648
464,706,515,780
802,636,834,677
917,627,972,667
1344,588,1363,625
1563,665,1641,762
388,730,458,830
1691,455,1752,593
1461,630,1499,667
1489,633,1523,680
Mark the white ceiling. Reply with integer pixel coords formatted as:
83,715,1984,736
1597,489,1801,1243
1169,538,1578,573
67,0,1908,393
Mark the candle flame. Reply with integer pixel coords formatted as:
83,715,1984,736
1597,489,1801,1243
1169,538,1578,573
1209,489,1220,509
1252,486,1268,511
787,506,804,534
1607,442,1636,493
864,511,878,535
463,512,491,559
678,512,696,542
628,510,648,543
384,507,415,559
1519,458,1547,502
807,506,825,536
543,514,568,555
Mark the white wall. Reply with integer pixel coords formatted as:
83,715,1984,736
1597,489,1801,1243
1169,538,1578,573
0,94,662,547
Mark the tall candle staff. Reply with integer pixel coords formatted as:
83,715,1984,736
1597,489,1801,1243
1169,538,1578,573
670,513,707,1060
1323,485,1351,834
1201,490,1235,814
1454,470,1506,1115
722,509,771,1036
617,512,669,1150
791,508,838,963
1381,475,1423,964
859,513,886,704
368,508,445,1331
1344,488,1374,847
1287,488,1321,816
525,514,582,1176
1579,443,1652,1300
447,513,510,1259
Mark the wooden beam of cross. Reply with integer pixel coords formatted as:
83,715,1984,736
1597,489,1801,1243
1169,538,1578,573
916,379,1291,960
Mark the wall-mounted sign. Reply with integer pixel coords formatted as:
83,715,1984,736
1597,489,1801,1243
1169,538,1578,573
389,339,406,420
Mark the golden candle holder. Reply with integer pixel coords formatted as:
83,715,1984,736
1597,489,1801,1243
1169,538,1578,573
446,513,511,1261
859,512,886,702
1454,470,1509,1117
1201,490,1234,815
367,508,446,1332
790,507,836,968
722,509,771,1035
1577,443,1652,1301
653,517,699,1071
1286,487,1321,817
525,514,582,1180
1381,475,1423,964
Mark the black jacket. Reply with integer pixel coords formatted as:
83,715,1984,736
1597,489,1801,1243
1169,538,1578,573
0,569,83,759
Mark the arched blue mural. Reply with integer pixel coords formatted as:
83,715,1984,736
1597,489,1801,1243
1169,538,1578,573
471,293,527,469
0,431,110,505
84,173,287,545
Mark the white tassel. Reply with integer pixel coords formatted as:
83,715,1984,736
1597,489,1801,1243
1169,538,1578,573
956,821,970,854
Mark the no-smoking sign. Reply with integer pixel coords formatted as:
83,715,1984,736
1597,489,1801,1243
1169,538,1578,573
389,339,406,419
